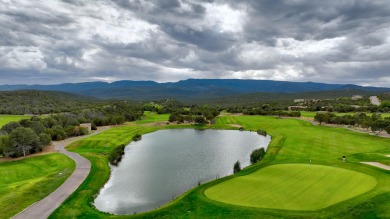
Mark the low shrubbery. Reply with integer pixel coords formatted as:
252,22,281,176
250,148,265,164
256,129,267,136
133,133,142,141
233,160,241,174
108,144,126,166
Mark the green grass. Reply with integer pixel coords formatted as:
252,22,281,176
0,153,75,219
0,115,30,128
135,111,169,124
50,115,390,219
205,164,377,211
300,111,390,118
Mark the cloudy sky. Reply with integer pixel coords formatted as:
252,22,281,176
1,0,390,86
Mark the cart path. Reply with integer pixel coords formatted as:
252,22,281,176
12,127,111,219
361,162,390,171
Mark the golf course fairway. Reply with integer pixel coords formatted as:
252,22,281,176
0,153,75,219
205,164,377,211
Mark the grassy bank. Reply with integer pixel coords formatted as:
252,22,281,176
0,115,31,128
51,115,390,218
0,153,75,219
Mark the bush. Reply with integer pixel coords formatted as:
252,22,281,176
256,129,267,136
233,160,241,174
250,148,265,164
194,116,206,124
133,133,142,141
108,144,126,166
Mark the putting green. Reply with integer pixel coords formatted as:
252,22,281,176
205,164,377,211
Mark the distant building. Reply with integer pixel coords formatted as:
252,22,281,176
288,106,307,111
351,95,363,100
294,99,305,103
80,123,92,132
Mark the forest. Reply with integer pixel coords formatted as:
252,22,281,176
1,90,390,157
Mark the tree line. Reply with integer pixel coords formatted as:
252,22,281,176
0,102,143,157
0,90,101,115
314,113,390,134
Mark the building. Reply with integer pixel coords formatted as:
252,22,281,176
288,106,307,111
80,123,92,132
294,99,305,103
351,95,363,100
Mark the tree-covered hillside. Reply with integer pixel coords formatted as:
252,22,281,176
0,90,101,115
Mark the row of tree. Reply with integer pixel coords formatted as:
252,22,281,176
0,102,144,157
168,106,220,124
0,90,100,115
314,113,390,134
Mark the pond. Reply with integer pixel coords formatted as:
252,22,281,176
94,129,271,215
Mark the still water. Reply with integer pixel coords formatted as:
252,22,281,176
94,129,271,214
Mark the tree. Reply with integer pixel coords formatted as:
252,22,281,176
233,160,241,174
0,135,10,156
1,122,21,134
314,113,326,125
194,116,206,125
50,125,67,141
386,125,390,134
29,121,46,134
9,127,40,157
169,113,177,122
39,133,52,146
371,119,390,134
380,100,390,108
250,148,265,164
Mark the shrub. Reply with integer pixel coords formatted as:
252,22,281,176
233,160,241,174
256,129,267,136
108,144,126,166
250,148,265,164
133,133,142,141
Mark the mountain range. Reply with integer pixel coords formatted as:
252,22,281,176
1,79,389,101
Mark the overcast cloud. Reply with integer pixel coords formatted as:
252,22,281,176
0,0,389,86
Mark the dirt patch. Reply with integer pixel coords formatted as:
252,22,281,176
361,162,390,171
386,155,390,158
230,124,242,128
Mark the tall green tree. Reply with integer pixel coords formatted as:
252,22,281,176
9,127,40,157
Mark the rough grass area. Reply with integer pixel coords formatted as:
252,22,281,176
205,164,377,211
0,115,31,127
0,153,74,219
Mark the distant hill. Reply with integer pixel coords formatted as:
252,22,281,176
0,90,100,115
0,79,389,102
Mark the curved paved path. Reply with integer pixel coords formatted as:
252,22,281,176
13,127,110,219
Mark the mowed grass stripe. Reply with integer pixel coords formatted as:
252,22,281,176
205,164,377,211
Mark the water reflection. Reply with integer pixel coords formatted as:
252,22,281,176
95,129,271,214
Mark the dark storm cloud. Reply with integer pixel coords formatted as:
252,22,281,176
0,0,389,86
